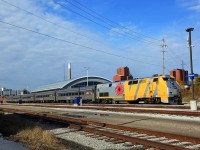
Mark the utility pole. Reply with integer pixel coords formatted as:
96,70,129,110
186,28,195,100
181,60,185,84
161,39,167,75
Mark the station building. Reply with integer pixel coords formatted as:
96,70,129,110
29,76,111,103
1,76,111,103
31,76,111,93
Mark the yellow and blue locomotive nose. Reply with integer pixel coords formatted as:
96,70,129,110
166,77,182,104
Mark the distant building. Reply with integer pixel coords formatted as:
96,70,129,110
170,68,188,84
113,67,133,82
0,88,30,97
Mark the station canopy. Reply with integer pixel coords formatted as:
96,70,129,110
31,76,111,93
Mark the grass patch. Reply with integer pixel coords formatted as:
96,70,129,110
12,126,67,150
182,86,200,102
0,113,68,150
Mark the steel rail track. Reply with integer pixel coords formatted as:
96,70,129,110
15,104,200,116
6,102,199,110
0,107,200,150
79,104,198,109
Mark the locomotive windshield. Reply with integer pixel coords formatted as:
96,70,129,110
163,77,175,81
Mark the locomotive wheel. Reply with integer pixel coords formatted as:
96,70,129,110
128,101,139,104
156,98,161,104
144,99,149,104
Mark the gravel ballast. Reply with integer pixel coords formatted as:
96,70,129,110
51,128,144,150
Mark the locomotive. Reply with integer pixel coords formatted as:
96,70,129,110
9,75,182,104
97,75,182,104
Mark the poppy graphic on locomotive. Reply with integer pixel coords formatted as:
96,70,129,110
96,74,182,104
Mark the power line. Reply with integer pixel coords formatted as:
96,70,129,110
0,0,101,44
157,38,189,70
69,0,160,42
0,0,160,60
54,0,160,45
65,0,115,28
0,20,162,67
166,46,190,69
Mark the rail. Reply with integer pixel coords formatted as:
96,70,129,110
0,107,199,150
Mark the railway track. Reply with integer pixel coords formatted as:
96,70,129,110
0,107,200,150
13,103,200,116
7,102,198,109
82,103,198,109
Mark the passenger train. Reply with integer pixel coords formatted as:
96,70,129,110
8,75,182,104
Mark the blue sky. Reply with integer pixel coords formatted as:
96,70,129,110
0,0,199,90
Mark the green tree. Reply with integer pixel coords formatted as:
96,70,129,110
194,75,200,87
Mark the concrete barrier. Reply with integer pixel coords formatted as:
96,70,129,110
190,100,197,111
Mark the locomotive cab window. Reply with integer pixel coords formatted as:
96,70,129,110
153,78,158,82
132,80,138,84
163,77,168,81
128,80,138,85
128,81,132,85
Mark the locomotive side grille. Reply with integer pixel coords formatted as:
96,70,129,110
99,92,109,97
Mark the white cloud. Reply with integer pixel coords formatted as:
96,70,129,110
177,0,200,12
1,0,198,90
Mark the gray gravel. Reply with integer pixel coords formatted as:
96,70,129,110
50,128,145,150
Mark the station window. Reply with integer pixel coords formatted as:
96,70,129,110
71,81,101,88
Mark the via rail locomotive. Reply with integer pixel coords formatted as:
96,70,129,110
9,75,182,104
96,75,182,104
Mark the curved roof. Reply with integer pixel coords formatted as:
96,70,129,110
31,76,111,93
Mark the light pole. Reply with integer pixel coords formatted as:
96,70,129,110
64,62,71,81
84,67,90,86
64,62,66,81
186,27,194,100
1,88,3,103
